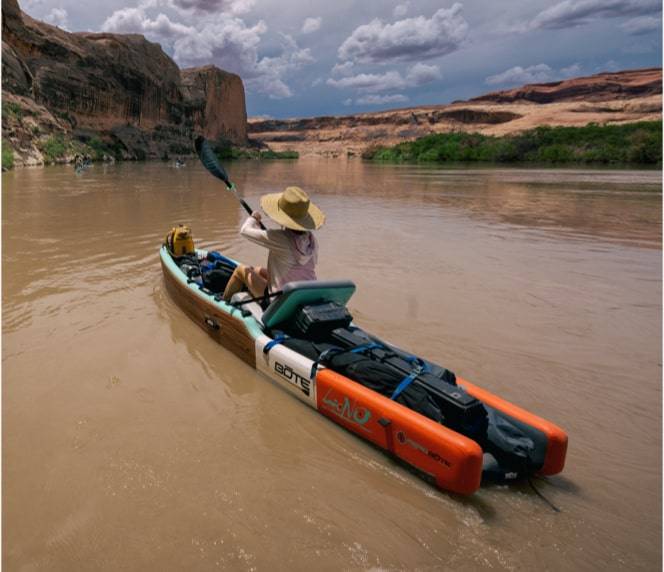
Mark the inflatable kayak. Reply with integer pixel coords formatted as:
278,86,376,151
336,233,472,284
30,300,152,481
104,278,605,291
160,245,567,495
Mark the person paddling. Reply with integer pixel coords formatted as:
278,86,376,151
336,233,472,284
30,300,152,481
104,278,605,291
222,186,325,302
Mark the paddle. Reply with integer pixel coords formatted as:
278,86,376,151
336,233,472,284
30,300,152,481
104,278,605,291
194,136,266,230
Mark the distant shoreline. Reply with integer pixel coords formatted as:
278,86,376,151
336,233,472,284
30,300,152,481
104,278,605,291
362,121,662,167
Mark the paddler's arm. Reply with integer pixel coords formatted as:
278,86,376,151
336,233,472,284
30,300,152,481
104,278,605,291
240,214,290,255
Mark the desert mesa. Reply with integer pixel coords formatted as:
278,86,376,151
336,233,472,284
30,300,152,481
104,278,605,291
249,68,662,157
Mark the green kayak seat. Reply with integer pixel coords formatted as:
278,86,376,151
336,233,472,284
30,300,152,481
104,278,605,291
262,280,356,330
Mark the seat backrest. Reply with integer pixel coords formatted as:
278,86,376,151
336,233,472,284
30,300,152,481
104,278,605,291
262,280,356,329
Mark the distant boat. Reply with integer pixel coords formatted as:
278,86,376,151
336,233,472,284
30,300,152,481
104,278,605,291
74,160,91,174
174,160,185,168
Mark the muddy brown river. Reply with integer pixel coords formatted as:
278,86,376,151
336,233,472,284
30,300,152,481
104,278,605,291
3,160,661,570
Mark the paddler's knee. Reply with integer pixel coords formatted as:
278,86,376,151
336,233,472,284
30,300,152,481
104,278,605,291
234,264,251,280
222,264,248,302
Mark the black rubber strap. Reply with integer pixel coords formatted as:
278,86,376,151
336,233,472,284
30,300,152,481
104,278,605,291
231,289,283,308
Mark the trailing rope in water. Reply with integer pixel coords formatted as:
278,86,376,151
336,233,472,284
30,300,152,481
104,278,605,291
528,476,561,512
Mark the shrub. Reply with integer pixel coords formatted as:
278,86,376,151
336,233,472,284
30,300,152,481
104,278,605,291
628,129,662,164
41,134,67,163
260,149,299,159
2,140,14,170
2,101,23,119
365,121,662,166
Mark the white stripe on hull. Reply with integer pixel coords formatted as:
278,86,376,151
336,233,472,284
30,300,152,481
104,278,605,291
255,335,319,408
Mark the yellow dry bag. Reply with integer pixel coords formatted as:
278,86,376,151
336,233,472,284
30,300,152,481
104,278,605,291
165,224,195,256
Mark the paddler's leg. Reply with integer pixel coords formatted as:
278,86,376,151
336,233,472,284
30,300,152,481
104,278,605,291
222,264,268,302
246,266,269,297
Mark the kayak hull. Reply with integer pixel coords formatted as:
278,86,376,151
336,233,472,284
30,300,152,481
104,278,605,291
160,251,258,367
316,368,484,495
160,246,567,495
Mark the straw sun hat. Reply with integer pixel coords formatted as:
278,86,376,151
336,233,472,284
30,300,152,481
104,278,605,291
260,186,325,231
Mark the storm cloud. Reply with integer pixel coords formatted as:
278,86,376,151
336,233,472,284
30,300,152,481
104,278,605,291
170,0,255,15
529,0,661,30
101,3,314,99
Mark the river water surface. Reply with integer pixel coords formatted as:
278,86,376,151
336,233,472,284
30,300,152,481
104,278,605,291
3,160,661,570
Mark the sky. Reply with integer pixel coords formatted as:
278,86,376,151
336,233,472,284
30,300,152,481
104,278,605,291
20,0,663,119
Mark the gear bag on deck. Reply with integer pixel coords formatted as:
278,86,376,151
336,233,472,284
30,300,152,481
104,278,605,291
165,224,195,256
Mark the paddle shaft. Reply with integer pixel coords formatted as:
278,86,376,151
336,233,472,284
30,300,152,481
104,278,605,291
236,194,260,222
235,193,266,230
194,136,266,230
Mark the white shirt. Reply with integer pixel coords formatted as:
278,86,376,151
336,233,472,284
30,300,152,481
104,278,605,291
240,217,318,290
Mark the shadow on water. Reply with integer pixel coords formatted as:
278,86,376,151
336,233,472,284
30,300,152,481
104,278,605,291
152,278,257,398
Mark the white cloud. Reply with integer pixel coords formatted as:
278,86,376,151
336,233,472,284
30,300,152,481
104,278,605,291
144,13,196,36
44,7,68,30
560,63,582,77
343,98,353,106
356,93,409,105
485,62,588,87
252,35,316,99
101,5,313,99
407,62,441,85
601,59,620,71
331,61,354,76
393,2,409,18
101,6,195,37
529,0,661,30
171,16,267,68
485,64,554,86
337,3,468,64
311,77,323,86
327,63,440,92
327,70,407,92
101,7,145,33
301,17,322,34
620,15,660,34
246,33,315,98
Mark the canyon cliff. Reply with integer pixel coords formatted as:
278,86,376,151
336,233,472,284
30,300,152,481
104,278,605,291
250,68,662,158
1,0,247,167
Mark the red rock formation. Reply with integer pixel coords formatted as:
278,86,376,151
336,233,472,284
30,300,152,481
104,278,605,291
181,65,247,144
471,68,662,104
1,0,247,165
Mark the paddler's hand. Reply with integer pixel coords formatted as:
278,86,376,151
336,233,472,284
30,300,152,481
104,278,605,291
251,211,262,223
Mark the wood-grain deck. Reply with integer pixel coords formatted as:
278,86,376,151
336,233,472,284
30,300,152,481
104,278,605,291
161,258,257,368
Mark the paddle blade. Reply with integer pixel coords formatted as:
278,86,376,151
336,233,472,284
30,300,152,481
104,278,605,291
194,136,232,188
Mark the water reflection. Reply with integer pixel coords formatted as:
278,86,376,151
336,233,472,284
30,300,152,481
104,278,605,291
2,160,661,571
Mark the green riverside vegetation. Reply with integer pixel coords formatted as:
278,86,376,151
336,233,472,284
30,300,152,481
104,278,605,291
2,140,15,170
41,134,68,163
363,121,662,166
215,140,299,161
217,147,300,160
2,101,23,119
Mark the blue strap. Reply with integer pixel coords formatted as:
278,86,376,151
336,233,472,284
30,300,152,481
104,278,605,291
390,357,429,401
310,347,344,379
350,342,383,354
309,342,385,379
263,334,289,354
